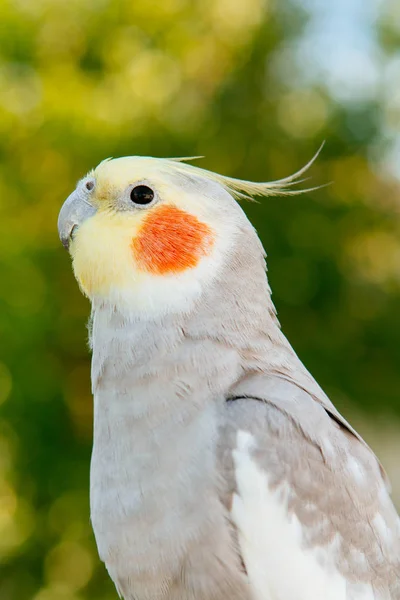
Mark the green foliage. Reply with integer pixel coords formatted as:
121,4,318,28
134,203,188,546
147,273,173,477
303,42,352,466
0,0,399,598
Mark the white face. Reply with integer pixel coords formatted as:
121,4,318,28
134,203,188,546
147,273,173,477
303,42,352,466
59,157,247,318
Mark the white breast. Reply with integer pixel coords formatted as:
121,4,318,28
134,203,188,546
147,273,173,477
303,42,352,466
89,381,225,598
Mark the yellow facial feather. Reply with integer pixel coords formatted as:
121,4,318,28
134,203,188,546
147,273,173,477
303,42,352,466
93,157,172,203
60,153,318,312
71,157,216,299
70,210,145,298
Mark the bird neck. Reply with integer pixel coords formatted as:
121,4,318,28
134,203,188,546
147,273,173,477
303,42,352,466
88,224,310,399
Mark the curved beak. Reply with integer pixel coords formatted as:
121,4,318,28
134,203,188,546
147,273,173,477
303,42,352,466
58,189,97,250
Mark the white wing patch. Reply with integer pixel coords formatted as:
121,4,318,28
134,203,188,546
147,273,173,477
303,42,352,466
231,431,375,600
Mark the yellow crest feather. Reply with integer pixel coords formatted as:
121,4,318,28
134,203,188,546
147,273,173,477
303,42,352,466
165,143,325,201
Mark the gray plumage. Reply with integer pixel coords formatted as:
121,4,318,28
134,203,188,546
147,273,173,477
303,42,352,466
58,156,400,600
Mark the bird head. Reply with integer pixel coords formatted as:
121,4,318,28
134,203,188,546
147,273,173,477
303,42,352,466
58,155,316,316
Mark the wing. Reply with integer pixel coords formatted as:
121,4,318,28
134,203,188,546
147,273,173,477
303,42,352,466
218,374,400,600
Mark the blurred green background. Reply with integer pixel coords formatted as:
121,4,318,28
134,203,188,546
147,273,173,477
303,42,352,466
1,0,400,598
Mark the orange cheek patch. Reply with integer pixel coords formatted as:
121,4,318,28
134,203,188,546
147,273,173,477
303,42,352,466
132,205,214,275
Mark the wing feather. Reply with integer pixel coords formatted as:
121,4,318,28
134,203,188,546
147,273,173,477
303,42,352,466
219,375,400,600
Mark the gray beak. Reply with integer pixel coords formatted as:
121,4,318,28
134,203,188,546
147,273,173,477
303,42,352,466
58,185,97,250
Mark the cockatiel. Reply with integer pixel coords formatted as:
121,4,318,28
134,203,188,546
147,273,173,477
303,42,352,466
58,154,400,600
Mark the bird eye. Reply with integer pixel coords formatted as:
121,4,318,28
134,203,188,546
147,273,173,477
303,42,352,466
130,185,154,205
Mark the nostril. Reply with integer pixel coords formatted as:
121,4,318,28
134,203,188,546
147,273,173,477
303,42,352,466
85,180,95,191
70,224,78,239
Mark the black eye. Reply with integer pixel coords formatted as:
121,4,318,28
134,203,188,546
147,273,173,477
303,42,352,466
130,185,154,205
